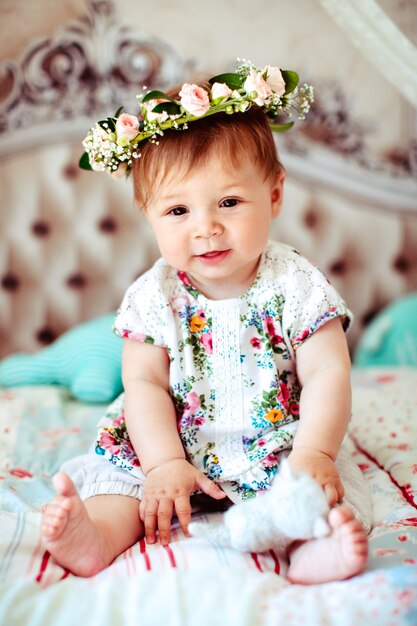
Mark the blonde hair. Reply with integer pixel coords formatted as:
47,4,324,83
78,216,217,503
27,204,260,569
132,104,283,210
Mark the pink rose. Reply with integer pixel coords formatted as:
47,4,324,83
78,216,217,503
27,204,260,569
171,294,191,314
179,83,210,117
178,271,193,287
295,330,310,344
277,382,290,408
288,402,300,416
261,453,278,468
200,332,213,354
194,416,205,426
111,414,125,428
251,337,261,349
186,391,201,413
115,113,139,140
124,331,147,342
262,65,286,96
264,316,277,336
98,432,120,455
211,82,233,103
244,69,272,106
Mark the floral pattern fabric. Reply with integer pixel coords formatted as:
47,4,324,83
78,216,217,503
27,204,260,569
96,241,352,501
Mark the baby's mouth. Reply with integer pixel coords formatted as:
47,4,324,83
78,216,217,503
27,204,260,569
195,250,230,264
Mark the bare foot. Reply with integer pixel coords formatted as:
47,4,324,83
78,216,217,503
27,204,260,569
41,473,112,577
287,506,368,584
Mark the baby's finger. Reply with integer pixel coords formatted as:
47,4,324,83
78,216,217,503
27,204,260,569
324,483,338,507
174,495,192,537
197,475,226,500
143,499,158,544
336,480,345,503
157,498,174,546
139,498,148,522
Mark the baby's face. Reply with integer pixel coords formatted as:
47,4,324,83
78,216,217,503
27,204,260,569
145,153,284,300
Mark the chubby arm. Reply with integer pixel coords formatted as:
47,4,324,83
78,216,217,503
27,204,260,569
288,317,351,506
122,338,183,473
122,339,225,544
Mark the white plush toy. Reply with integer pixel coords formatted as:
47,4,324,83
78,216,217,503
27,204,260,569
189,460,330,552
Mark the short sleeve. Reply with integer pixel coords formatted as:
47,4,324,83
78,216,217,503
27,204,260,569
113,261,171,347
281,250,353,350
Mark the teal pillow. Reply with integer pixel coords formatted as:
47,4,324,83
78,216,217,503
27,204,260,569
0,314,123,403
354,293,417,367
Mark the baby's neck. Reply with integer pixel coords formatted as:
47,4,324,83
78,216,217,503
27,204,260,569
186,275,249,301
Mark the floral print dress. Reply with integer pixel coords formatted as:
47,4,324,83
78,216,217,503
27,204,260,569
95,241,352,502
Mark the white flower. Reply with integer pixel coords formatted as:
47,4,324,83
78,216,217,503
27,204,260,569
262,65,286,96
243,69,272,106
90,160,105,172
142,99,169,123
211,82,233,104
110,162,128,179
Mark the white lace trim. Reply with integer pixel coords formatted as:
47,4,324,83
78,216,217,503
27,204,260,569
212,300,250,480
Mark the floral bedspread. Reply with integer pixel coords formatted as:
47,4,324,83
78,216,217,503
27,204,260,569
0,368,416,626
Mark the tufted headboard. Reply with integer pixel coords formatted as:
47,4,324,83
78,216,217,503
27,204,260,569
1,1,417,358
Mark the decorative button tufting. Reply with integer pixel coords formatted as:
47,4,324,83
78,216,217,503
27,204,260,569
99,217,118,233
1,273,20,291
63,163,79,180
303,209,319,229
32,220,51,237
361,309,379,327
36,327,57,345
328,259,348,276
392,255,410,274
67,273,88,289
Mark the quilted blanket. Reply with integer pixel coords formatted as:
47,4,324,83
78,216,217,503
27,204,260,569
0,368,416,626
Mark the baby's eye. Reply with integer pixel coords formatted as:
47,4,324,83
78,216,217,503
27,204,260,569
221,198,239,208
169,206,188,216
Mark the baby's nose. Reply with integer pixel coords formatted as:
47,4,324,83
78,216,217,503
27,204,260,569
195,215,223,238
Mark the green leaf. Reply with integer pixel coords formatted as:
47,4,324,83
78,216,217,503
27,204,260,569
209,72,245,89
152,101,181,115
281,70,299,95
79,152,92,171
269,121,295,133
106,117,116,132
141,90,174,103
114,106,124,118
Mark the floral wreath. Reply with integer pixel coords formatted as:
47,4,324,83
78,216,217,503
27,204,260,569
80,59,314,178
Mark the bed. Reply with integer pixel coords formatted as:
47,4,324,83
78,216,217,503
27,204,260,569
1,2,417,625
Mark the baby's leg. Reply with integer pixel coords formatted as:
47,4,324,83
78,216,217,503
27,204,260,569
41,472,144,577
287,506,368,584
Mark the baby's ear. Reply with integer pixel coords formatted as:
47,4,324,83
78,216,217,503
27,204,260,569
270,169,285,217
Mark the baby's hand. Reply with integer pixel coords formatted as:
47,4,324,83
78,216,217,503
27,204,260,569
287,447,344,507
140,459,226,545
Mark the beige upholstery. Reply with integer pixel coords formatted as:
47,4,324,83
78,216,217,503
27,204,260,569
1,140,416,357
0,143,159,357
